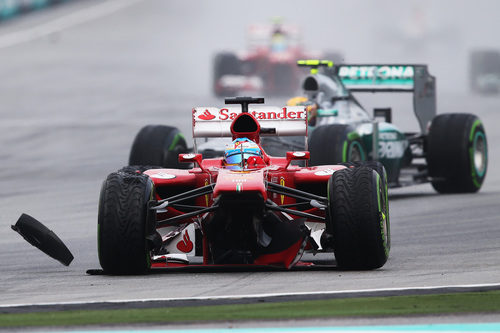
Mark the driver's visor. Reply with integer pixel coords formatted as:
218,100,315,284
225,148,261,166
224,149,243,166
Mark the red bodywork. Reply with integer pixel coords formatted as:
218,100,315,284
143,111,346,269
214,48,317,97
213,24,324,96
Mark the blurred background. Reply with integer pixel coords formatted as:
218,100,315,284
0,0,498,192
0,0,497,130
2,0,499,95
0,0,498,212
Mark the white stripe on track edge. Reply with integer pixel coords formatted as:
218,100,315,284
0,0,144,49
1,282,500,309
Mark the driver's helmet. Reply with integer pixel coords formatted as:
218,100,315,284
223,138,263,170
270,21,288,53
270,32,288,53
286,96,308,106
287,96,317,126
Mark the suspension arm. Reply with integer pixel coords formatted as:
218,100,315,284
154,184,214,206
265,200,325,221
156,205,219,228
266,181,327,204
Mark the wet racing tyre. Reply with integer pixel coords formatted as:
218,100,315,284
327,166,390,269
341,161,387,182
309,124,366,166
129,125,188,169
213,52,241,97
119,165,160,174
427,113,488,193
98,171,155,275
469,50,500,94
339,161,390,251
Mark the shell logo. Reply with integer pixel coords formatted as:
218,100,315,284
280,177,285,204
204,179,210,206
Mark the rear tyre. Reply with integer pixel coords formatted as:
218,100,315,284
98,172,155,275
427,113,488,193
270,64,297,96
129,125,188,169
469,50,500,94
213,52,241,97
309,124,366,166
327,166,389,269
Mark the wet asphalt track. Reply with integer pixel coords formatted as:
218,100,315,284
0,0,500,310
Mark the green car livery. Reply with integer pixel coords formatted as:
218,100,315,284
282,60,488,193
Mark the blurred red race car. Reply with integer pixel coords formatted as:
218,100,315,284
98,97,389,275
213,21,342,97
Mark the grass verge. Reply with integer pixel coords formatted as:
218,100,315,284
1,291,500,327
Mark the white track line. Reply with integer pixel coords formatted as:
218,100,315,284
0,0,143,49
1,282,500,309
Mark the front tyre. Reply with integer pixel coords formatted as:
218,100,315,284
327,166,390,269
339,161,390,252
98,172,155,275
427,113,488,193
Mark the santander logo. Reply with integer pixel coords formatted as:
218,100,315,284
196,107,306,121
198,109,216,120
176,231,194,253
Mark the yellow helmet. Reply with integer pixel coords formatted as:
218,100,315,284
287,96,308,106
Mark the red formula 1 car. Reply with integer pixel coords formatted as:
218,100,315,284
213,22,342,97
97,97,390,275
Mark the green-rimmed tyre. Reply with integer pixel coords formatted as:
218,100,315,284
327,166,390,269
309,124,366,166
339,161,390,252
98,172,155,275
129,125,188,169
427,113,488,193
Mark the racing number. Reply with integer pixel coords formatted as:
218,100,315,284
378,140,407,159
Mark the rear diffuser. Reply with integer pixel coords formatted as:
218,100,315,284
11,213,74,266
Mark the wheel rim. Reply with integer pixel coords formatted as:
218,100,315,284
380,185,388,249
349,142,364,161
473,132,487,177
376,173,389,255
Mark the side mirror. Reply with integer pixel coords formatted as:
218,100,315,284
285,151,310,168
179,153,202,165
179,153,206,172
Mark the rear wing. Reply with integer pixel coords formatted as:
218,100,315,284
336,64,436,134
192,106,307,138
